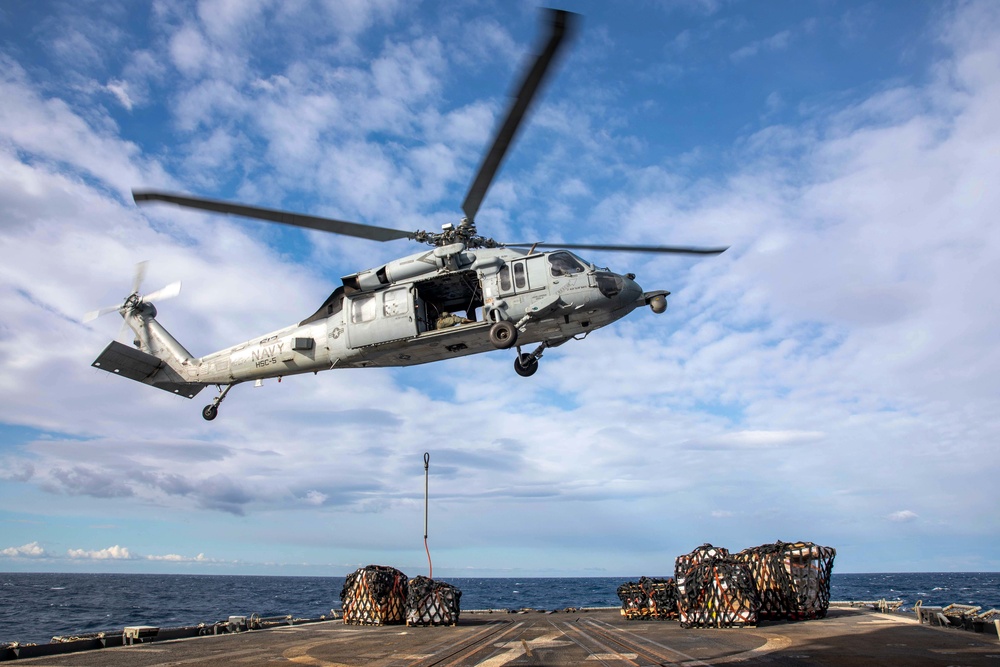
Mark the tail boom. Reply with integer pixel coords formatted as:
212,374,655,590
90,303,207,399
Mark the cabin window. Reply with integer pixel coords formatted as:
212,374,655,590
383,289,407,317
549,251,585,276
351,295,377,323
514,262,527,289
499,265,511,292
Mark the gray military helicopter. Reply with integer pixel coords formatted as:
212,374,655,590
86,10,726,421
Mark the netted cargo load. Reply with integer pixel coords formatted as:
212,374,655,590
735,541,836,621
674,543,729,608
785,542,836,620
406,576,462,626
340,565,408,626
617,576,677,620
675,545,759,628
733,543,794,621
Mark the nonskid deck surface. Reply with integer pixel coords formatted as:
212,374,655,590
9,608,1000,666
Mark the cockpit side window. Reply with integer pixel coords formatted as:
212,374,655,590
548,251,585,277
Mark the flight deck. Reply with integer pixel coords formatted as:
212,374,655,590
5,606,999,666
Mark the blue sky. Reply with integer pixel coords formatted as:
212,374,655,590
1,0,998,577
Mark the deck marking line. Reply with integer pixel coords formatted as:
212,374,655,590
697,634,792,666
473,632,567,667
405,620,520,667
282,637,353,667
583,619,714,666
560,621,644,666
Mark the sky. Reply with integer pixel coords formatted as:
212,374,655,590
1,0,998,578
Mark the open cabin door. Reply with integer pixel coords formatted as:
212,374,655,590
346,286,417,348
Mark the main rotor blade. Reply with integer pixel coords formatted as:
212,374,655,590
506,242,729,255
133,191,415,243
461,9,576,223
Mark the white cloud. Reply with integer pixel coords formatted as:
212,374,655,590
304,490,328,505
104,79,134,111
168,24,215,77
68,545,135,560
886,510,919,523
0,56,164,199
693,430,826,450
146,552,209,562
1,542,48,558
730,30,793,62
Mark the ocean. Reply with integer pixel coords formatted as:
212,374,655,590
1,572,997,645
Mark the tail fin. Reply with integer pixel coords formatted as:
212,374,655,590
92,340,205,398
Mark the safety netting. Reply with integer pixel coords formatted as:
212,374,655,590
617,576,678,620
406,576,462,626
674,543,729,610
340,565,408,626
675,544,760,628
735,541,836,621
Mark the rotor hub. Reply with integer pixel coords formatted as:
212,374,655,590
412,218,501,250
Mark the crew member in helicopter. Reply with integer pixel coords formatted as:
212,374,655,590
435,311,472,330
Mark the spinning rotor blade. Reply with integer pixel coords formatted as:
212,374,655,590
83,263,181,323
84,260,150,323
143,281,182,303
131,260,148,295
83,304,122,323
461,9,576,224
133,191,415,243
506,242,729,255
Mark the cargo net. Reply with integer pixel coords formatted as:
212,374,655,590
675,544,760,628
406,576,462,627
617,576,678,620
735,541,836,621
341,565,408,626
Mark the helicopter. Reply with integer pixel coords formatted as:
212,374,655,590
86,9,726,421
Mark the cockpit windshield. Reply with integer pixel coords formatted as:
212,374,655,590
548,251,586,277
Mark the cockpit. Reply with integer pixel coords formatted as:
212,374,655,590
547,251,586,276
547,250,623,297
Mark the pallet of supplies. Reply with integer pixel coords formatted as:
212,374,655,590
674,543,729,615
735,541,836,621
675,544,759,628
616,577,677,620
341,565,408,626
406,576,462,626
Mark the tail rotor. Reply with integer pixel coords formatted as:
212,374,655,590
83,261,181,323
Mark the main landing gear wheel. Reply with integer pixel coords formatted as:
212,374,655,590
489,321,518,349
202,405,218,421
514,353,538,377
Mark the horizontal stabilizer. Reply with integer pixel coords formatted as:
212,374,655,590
92,341,205,399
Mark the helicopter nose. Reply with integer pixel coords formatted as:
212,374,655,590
622,274,643,303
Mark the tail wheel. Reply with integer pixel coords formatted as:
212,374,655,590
202,405,218,421
489,321,518,349
514,353,538,377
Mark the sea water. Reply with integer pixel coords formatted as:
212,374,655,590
1,572,997,645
